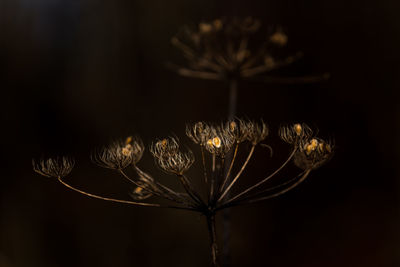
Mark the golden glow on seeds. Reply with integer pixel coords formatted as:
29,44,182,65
134,187,143,194
212,137,221,148
199,23,212,33
230,121,237,132
125,136,133,144
294,124,302,135
207,139,213,148
305,139,318,155
122,144,133,156
161,139,167,148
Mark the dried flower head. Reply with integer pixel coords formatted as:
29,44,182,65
224,119,249,143
245,119,269,144
92,136,144,170
170,17,300,81
150,137,181,159
279,123,313,145
294,138,334,170
204,133,235,158
129,175,154,201
129,186,153,200
151,137,195,175
32,157,74,178
186,121,212,146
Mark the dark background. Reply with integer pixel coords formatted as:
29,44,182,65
1,0,399,266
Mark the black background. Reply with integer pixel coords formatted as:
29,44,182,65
1,0,399,266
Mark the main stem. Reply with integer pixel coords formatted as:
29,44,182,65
207,214,219,267
222,78,238,266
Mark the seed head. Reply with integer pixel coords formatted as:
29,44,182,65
171,17,297,80
92,136,144,170
279,123,313,145
238,119,268,145
202,124,236,157
151,137,180,159
33,157,74,178
186,122,212,146
129,177,154,201
224,119,249,143
151,137,195,175
294,138,334,170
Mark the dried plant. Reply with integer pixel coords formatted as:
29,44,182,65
33,119,333,266
169,17,329,84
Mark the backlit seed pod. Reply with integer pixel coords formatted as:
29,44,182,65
186,122,212,146
33,157,74,178
151,137,180,159
129,179,154,200
294,124,302,135
279,123,313,145
154,149,195,175
294,138,334,170
246,120,269,145
225,119,248,143
204,134,234,158
92,137,144,170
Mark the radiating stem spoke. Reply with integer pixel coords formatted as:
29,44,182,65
218,145,256,202
219,143,239,194
57,176,195,211
222,148,297,205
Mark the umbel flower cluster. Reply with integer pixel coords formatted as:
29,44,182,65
169,17,302,81
33,119,333,266
33,119,333,212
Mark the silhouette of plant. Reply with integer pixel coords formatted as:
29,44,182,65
33,17,332,267
33,119,333,267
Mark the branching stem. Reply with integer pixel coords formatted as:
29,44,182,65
222,148,297,205
57,176,195,211
218,144,256,202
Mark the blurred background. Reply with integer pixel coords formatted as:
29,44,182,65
1,0,399,266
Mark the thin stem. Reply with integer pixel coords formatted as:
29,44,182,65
223,148,297,206
119,169,157,194
209,154,216,202
240,53,303,78
179,175,205,207
166,64,222,80
216,169,311,210
57,176,194,211
130,168,187,204
233,170,308,203
206,215,219,267
218,145,256,202
219,143,239,194
236,169,311,205
201,146,208,185
129,167,191,206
